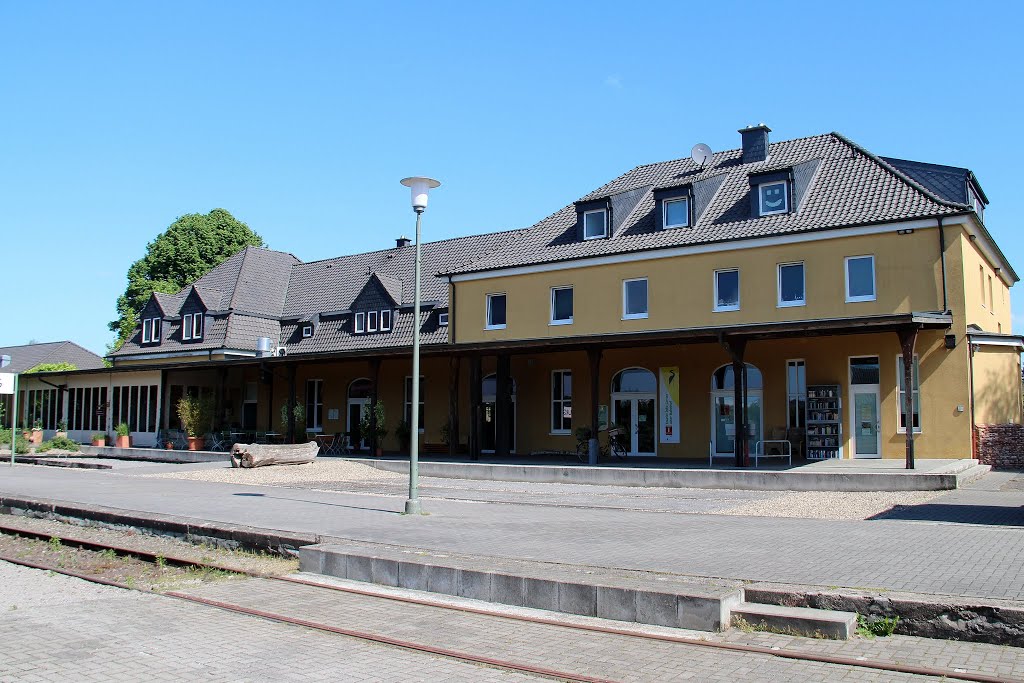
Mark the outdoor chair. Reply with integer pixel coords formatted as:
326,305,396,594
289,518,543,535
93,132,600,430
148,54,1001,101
786,427,806,459
206,431,228,452
324,432,350,456
164,429,188,450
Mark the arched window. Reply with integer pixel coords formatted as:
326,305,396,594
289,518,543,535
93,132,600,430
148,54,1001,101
711,364,763,391
482,374,517,400
612,367,656,394
348,378,372,398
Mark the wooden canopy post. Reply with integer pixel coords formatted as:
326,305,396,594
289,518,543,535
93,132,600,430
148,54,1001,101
369,358,381,455
587,347,602,465
719,335,748,467
448,354,461,458
469,356,482,460
286,364,297,443
495,353,511,458
898,326,919,469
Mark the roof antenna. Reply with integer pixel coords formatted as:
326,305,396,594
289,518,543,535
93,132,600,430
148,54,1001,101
691,143,712,170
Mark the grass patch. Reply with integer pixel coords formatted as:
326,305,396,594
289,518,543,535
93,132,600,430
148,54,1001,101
856,614,900,638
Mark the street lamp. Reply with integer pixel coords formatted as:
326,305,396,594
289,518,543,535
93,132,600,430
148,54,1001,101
400,176,440,515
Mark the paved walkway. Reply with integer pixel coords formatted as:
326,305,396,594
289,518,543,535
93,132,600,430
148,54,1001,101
5,560,1022,682
1,465,1022,603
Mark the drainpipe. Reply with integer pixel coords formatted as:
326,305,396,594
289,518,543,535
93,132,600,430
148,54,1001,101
968,340,977,460
937,216,948,312
447,274,456,345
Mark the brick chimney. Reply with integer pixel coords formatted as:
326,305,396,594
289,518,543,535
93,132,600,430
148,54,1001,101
739,124,771,164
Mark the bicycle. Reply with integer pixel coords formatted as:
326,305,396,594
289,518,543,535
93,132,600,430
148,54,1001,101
575,427,628,463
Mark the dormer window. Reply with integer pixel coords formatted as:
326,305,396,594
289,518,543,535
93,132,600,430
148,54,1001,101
355,312,365,333
182,313,203,340
663,197,690,229
380,309,392,331
439,312,449,327
583,209,608,240
368,310,378,332
759,181,788,215
142,317,161,344
301,324,313,338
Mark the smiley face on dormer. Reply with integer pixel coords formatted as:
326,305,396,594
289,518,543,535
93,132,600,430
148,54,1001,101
759,181,788,215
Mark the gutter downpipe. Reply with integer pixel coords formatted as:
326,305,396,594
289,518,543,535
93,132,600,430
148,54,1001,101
937,216,948,313
968,339,977,460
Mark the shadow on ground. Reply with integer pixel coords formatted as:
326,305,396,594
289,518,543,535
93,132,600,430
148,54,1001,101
869,503,1024,526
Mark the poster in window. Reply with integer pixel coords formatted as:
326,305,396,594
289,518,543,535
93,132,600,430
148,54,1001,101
659,367,680,443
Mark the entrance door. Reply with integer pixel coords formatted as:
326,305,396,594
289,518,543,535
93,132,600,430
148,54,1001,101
481,374,516,453
710,364,763,457
611,368,658,456
849,357,881,458
347,400,368,449
613,396,657,455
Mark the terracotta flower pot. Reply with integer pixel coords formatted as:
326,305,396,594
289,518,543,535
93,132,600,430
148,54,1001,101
116,435,131,449
165,441,174,450
91,438,106,447
187,436,205,451
29,430,43,445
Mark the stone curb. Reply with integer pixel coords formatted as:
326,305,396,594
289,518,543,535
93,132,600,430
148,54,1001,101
354,459,983,492
0,494,317,556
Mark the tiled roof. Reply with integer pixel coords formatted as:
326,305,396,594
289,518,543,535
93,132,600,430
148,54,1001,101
445,133,970,274
281,309,447,355
282,230,521,319
0,341,106,373
880,157,980,206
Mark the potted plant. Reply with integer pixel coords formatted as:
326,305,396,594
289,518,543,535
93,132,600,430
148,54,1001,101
29,420,43,445
55,420,68,439
115,422,131,449
279,402,307,441
177,394,215,451
396,420,412,454
359,402,388,456
91,432,106,447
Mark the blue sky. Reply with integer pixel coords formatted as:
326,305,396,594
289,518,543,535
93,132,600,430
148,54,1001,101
1,1,1021,354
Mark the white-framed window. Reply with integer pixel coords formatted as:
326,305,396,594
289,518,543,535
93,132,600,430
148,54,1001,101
368,310,378,332
845,255,876,302
988,275,994,312
301,324,313,338
486,293,507,329
438,312,449,327
786,360,806,428
759,181,788,215
583,209,608,240
354,312,365,333
380,309,392,331
551,370,572,434
305,379,323,432
182,313,193,340
404,375,425,432
622,278,648,319
896,355,921,433
979,266,986,308
142,318,153,343
714,269,740,311
663,197,689,229
151,318,160,342
550,286,573,325
777,262,805,307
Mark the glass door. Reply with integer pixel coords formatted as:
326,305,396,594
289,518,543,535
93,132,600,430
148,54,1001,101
347,400,368,449
851,390,880,458
713,395,735,454
613,396,656,456
849,356,881,459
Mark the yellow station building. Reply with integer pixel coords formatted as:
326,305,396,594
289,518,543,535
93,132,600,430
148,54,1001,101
14,126,1022,465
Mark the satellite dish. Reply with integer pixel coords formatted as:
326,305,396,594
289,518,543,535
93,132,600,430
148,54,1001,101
691,143,712,168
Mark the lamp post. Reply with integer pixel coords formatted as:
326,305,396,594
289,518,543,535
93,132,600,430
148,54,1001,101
400,176,440,515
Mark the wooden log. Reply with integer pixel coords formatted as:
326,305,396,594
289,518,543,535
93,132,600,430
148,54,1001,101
230,441,319,468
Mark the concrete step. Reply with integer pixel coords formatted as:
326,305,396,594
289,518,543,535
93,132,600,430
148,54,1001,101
730,601,858,639
300,541,743,632
955,463,992,487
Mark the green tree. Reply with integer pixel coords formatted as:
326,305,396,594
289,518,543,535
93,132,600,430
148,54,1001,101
109,209,264,348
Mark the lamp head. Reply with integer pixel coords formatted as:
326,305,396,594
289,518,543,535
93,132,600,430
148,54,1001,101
400,176,441,212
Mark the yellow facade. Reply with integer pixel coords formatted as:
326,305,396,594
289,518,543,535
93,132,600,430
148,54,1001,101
456,229,948,343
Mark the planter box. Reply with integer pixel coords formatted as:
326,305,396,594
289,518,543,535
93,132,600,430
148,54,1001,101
115,435,131,449
91,438,106,447
29,430,43,445
187,436,205,451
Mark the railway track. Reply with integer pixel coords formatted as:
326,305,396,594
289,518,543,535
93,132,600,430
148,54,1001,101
0,520,1013,683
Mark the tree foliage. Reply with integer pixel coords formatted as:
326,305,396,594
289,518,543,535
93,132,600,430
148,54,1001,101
25,362,77,374
109,209,264,348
